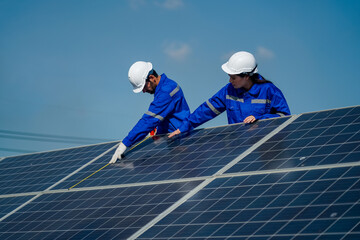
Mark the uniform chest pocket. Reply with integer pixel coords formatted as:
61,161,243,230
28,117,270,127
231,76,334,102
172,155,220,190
227,98,243,113
251,99,270,115
228,104,240,111
226,99,244,123
252,104,266,115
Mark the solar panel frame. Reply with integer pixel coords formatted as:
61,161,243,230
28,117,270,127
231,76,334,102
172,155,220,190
0,106,359,240
0,196,33,219
0,181,203,240
54,116,295,190
225,106,360,175
135,165,360,239
0,142,118,194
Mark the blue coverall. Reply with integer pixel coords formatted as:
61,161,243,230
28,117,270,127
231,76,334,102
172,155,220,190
179,79,290,132
122,74,190,147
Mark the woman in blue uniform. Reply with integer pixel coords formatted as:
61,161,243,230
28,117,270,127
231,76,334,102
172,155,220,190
169,51,290,138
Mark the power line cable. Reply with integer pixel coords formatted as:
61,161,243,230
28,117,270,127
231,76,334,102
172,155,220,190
0,129,116,155
0,129,114,143
0,134,105,145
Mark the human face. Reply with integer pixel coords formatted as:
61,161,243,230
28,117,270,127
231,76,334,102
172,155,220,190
142,75,157,94
228,74,252,90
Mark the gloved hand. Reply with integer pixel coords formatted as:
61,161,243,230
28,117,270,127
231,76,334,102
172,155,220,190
109,142,127,164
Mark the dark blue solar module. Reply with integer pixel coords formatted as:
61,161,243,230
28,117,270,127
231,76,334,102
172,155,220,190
1,106,359,240
226,106,360,174
0,181,201,240
54,117,290,189
138,165,360,239
0,142,117,194
0,196,32,219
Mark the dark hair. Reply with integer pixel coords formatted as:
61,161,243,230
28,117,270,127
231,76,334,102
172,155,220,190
146,69,159,82
237,73,272,84
149,69,158,78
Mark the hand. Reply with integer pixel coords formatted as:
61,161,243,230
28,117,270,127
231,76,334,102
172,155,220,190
109,142,127,164
243,115,256,123
168,129,181,138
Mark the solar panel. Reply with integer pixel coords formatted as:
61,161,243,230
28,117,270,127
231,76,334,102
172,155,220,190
137,165,360,239
225,106,360,174
0,142,117,194
0,106,359,239
0,181,202,239
0,196,33,219
54,117,290,189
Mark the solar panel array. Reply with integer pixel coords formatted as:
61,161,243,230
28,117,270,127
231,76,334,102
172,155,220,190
54,117,289,189
0,106,359,239
0,142,117,194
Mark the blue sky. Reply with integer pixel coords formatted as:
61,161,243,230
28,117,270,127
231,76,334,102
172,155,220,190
1,0,359,157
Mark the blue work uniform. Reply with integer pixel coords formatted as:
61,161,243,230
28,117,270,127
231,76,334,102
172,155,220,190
179,78,290,132
123,74,190,147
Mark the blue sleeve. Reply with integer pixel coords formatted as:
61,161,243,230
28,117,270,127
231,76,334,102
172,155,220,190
123,91,174,147
255,85,291,120
122,114,159,147
179,86,227,132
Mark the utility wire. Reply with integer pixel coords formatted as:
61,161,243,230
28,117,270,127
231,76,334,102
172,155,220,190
0,129,116,155
0,134,98,144
0,129,114,143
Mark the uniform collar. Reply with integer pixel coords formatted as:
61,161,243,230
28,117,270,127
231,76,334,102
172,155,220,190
247,83,261,95
155,73,167,94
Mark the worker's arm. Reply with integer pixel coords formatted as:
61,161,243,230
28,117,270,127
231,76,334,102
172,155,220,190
174,86,227,134
252,85,290,120
109,114,160,163
123,91,174,147
110,88,178,163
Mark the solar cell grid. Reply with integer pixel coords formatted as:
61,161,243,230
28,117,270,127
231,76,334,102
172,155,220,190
54,117,289,189
138,165,360,239
1,106,359,239
0,196,32,219
226,106,360,174
0,181,201,240
0,142,117,194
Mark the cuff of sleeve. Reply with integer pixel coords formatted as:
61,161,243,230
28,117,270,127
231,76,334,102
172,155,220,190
121,138,131,148
179,121,191,133
252,114,262,120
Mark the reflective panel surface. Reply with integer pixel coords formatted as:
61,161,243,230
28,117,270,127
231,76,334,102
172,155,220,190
0,181,201,239
139,166,360,239
0,142,117,194
55,118,289,189
226,106,360,174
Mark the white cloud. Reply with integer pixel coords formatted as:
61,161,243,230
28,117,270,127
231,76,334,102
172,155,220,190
129,0,183,10
155,0,184,9
256,46,275,59
163,42,191,61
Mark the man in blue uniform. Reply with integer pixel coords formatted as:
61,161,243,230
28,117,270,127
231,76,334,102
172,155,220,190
169,51,290,138
110,61,190,163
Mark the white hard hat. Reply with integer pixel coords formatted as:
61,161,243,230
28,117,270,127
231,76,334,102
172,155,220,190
128,61,153,93
221,51,258,75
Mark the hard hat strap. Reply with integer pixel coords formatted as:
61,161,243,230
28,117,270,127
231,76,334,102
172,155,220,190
248,64,257,77
250,64,257,73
